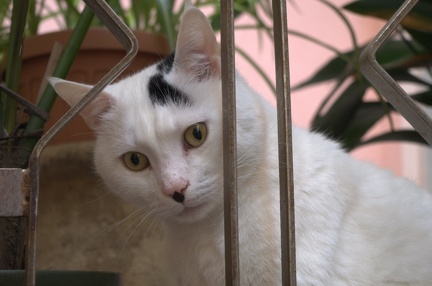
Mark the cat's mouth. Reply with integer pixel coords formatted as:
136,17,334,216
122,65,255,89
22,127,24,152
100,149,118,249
180,204,204,215
176,201,209,220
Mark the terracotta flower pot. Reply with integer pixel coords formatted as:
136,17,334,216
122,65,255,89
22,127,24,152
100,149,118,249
19,28,170,145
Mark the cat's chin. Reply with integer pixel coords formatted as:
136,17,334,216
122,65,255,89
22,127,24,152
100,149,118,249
168,201,214,224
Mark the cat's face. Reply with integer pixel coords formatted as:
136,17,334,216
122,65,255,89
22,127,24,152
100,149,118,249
96,61,223,223
50,4,224,223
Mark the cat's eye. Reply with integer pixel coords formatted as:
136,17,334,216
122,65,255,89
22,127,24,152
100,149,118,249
123,152,150,171
184,122,207,148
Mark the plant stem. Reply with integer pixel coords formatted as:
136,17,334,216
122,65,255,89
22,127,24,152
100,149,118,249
236,47,276,95
2,0,29,136
16,6,94,166
288,29,357,68
156,0,176,52
318,0,359,57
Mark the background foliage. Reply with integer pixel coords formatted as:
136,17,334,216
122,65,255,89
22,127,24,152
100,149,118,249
293,0,432,151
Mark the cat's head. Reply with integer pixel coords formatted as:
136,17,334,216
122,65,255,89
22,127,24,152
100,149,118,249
50,4,223,224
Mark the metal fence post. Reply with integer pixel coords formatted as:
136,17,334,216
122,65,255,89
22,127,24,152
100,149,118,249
220,0,240,285
272,0,297,285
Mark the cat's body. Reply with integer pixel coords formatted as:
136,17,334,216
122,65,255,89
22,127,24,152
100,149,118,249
50,4,432,285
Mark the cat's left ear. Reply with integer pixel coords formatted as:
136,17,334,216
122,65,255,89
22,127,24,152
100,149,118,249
174,4,220,80
48,77,113,130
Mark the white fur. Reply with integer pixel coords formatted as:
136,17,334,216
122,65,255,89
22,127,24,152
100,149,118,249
50,4,432,286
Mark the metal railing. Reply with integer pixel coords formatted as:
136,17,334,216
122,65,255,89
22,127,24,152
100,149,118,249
359,0,432,146
221,0,296,284
220,1,240,284
1,0,431,285
272,0,297,284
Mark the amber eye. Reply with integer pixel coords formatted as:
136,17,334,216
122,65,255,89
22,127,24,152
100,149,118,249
123,152,150,171
184,122,207,148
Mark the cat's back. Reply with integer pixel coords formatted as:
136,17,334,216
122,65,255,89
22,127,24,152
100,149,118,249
333,156,432,284
290,128,432,284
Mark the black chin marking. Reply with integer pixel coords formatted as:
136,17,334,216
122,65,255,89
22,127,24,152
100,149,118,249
148,74,191,106
157,53,175,74
172,191,185,203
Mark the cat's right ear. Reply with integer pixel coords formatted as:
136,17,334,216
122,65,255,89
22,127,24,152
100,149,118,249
48,77,113,130
174,4,221,81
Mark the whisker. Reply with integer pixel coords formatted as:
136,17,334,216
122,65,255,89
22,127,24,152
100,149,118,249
97,207,148,237
117,208,157,263
147,215,160,239
236,119,278,165
73,191,114,208
138,216,159,248
68,131,95,138
204,213,216,226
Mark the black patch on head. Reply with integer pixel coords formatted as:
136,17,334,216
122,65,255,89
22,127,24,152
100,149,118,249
148,74,190,106
157,53,175,74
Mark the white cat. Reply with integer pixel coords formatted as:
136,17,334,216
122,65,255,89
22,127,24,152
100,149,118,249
50,4,432,286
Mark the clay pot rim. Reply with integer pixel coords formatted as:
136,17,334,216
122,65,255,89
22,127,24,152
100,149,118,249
22,28,171,60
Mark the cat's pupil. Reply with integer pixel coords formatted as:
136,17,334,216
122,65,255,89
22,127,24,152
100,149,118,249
131,153,140,166
193,126,202,140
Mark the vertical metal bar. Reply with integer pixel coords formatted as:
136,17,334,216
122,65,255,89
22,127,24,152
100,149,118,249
220,0,240,285
359,0,432,147
24,1,138,285
272,0,297,285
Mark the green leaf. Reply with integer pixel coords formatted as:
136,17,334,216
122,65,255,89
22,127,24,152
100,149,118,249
27,0,40,35
107,0,128,27
376,40,427,69
0,0,12,24
411,89,432,106
360,130,428,146
344,0,432,32
0,0,11,70
312,67,355,118
342,102,393,150
131,0,155,30
295,39,429,90
2,0,30,135
156,0,176,51
293,55,352,90
406,28,432,53
312,80,369,141
209,0,251,32
387,69,432,87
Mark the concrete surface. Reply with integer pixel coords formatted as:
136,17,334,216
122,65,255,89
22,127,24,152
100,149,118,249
36,142,175,286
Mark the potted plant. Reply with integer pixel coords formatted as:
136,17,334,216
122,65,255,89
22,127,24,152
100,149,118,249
2,0,171,148
0,0,274,285
292,0,432,151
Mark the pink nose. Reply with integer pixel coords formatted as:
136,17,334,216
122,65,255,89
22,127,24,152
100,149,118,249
162,180,188,203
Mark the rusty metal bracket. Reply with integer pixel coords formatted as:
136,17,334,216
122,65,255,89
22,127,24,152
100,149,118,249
22,0,138,285
0,83,49,122
359,0,432,146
